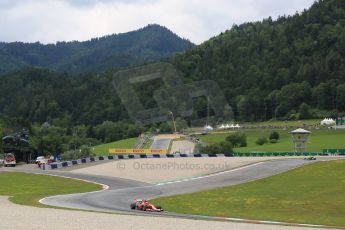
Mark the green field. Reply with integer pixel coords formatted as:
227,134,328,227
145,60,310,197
244,119,320,127
198,129,345,153
92,137,138,156
0,172,101,207
152,160,345,228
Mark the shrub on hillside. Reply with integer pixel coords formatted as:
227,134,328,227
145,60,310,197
256,137,268,146
200,142,233,154
269,131,280,141
226,133,247,148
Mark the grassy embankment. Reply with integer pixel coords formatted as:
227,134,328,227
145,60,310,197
198,129,345,153
91,137,138,156
0,172,101,207
152,160,345,228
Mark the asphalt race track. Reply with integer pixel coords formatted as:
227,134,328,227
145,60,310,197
150,138,171,150
40,159,324,214
2,158,343,223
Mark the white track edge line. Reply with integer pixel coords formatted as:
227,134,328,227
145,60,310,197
155,162,264,186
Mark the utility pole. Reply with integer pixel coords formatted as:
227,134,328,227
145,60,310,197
169,111,177,133
73,128,78,154
206,95,210,126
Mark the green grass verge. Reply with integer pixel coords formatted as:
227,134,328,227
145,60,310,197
151,160,345,228
92,137,138,156
198,129,345,153
0,172,102,207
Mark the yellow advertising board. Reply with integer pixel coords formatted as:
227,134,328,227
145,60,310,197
109,149,167,154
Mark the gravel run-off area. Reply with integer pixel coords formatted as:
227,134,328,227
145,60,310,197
69,157,305,183
0,196,324,230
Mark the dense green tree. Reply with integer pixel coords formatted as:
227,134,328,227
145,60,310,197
175,118,188,132
29,123,68,155
313,83,334,109
299,103,313,119
276,82,312,113
158,121,173,134
336,84,345,111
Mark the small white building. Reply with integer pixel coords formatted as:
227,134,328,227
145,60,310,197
289,128,311,152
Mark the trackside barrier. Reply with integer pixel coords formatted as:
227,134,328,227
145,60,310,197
323,149,345,154
43,151,344,170
233,152,328,157
44,153,235,170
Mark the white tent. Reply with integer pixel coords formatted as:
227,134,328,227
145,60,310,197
204,125,214,131
321,118,335,125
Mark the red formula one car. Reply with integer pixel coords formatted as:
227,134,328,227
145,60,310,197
130,199,163,212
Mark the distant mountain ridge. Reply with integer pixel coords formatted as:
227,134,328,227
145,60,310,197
1,0,344,128
0,24,194,75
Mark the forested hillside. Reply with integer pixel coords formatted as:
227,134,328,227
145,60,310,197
0,24,194,75
1,0,345,152
172,0,345,121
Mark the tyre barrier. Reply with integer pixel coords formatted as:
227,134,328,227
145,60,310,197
233,152,333,157
43,153,234,170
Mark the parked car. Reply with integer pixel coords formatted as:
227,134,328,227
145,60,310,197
35,156,45,164
4,153,16,167
35,156,54,167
